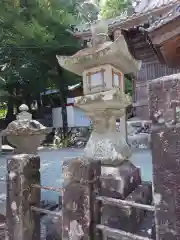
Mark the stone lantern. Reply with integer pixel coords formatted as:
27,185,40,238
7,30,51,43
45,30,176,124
57,22,154,238
57,21,141,164
2,104,49,154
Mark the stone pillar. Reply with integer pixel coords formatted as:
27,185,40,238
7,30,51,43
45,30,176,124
6,154,40,240
149,74,180,239
3,104,49,239
62,157,101,240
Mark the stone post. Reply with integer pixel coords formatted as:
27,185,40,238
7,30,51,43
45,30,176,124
62,157,101,240
6,154,40,240
3,104,49,240
149,74,180,239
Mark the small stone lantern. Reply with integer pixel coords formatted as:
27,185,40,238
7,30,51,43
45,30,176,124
2,104,49,154
57,21,141,164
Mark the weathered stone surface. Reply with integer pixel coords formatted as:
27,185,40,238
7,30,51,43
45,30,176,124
101,182,152,233
62,157,101,240
3,119,48,136
101,160,141,199
149,73,180,125
6,154,40,240
74,88,132,164
82,107,132,164
2,104,49,154
2,119,49,154
125,182,152,229
149,73,180,239
151,126,180,239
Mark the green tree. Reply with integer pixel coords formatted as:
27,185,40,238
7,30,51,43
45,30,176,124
0,0,82,134
124,76,132,96
99,0,131,19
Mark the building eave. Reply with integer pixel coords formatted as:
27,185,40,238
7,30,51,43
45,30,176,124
73,1,179,39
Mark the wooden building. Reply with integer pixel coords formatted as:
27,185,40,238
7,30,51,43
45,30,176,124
122,3,180,119
73,0,180,120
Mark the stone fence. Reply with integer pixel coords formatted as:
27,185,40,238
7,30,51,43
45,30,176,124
4,104,154,240
4,73,180,240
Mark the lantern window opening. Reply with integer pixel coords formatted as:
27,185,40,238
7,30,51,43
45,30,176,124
86,68,106,92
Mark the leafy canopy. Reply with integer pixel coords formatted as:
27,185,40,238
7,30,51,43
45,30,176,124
0,0,82,109
99,0,132,19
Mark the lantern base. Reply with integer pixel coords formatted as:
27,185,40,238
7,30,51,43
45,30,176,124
84,130,132,164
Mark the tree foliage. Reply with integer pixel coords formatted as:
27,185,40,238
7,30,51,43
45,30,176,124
0,0,82,123
0,0,133,132
99,0,132,19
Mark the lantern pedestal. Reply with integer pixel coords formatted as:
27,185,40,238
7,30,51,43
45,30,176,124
75,89,132,164
84,131,131,164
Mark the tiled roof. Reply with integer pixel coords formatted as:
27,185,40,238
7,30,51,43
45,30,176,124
148,3,180,31
135,0,177,15
74,0,179,35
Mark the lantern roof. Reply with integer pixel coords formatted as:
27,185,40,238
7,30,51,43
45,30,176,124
57,21,141,75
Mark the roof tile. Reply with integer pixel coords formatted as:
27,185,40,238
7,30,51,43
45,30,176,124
135,0,177,15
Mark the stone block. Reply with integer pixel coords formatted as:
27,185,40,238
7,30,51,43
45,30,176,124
101,160,141,199
101,182,152,233
62,157,101,240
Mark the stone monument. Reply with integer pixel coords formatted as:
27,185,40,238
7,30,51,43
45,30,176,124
57,20,141,164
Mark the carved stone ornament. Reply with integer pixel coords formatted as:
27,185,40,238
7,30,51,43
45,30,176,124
83,115,132,164
74,88,131,109
2,104,50,154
